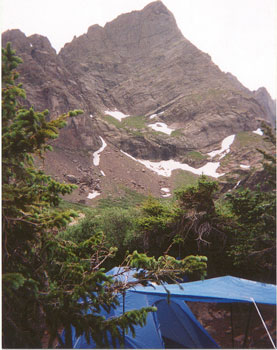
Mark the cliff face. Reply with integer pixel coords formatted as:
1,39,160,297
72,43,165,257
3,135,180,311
58,1,270,151
2,2,272,152
253,87,276,127
2,30,86,116
2,1,275,202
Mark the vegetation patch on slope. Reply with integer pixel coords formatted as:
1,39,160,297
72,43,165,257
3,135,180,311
103,114,148,131
172,169,199,190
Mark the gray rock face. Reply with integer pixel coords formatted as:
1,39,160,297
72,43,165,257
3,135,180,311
1,1,274,161
2,30,88,117
253,87,276,127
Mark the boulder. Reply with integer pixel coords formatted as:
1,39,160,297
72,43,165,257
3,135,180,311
65,174,78,183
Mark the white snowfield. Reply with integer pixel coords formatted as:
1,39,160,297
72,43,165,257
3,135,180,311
87,191,101,199
207,135,236,159
253,128,264,136
121,150,224,178
148,122,175,135
240,164,250,169
105,110,129,121
93,136,107,166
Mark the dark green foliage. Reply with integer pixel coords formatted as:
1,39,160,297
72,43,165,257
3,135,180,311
175,176,218,214
2,43,82,348
98,207,141,260
172,176,234,276
126,251,207,282
59,209,100,242
174,177,226,251
60,195,209,278
225,125,276,281
59,207,142,266
137,196,177,255
2,44,207,348
256,122,276,187
226,188,276,276
39,234,129,348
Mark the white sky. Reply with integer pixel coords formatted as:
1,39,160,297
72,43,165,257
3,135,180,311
1,0,276,98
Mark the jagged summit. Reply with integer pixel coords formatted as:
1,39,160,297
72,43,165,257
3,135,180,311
143,0,170,12
104,0,175,28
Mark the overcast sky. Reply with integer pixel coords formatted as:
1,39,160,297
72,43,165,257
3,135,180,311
1,0,276,98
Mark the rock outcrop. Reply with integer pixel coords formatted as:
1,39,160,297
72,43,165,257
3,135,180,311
253,87,276,127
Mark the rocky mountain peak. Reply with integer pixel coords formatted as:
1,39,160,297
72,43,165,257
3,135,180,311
2,2,275,203
144,0,170,13
2,29,55,57
102,0,180,49
2,29,31,53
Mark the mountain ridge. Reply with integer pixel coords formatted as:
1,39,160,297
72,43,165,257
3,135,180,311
2,1,275,204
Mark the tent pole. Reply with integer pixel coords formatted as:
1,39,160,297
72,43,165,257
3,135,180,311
230,304,234,348
242,303,253,348
251,297,276,349
122,291,126,348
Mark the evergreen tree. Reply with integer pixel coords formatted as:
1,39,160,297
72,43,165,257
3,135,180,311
174,176,227,252
2,44,208,348
2,42,83,348
137,196,176,255
173,176,234,276
226,124,276,281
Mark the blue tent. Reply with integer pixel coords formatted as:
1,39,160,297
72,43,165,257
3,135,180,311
70,267,219,349
69,271,276,349
131,275,277,349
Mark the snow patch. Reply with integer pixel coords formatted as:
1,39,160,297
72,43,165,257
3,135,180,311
87,191,101,199
208,135,236,159
161,188,171,197
162,193,171,198
100,170,106,176
149,111,164,119
148,122,175,135
233,180,241,190
240,164,250,169
105,110,129,121
253,128,263,136
121,151,224,178
90,114,94,118
93,136,107,166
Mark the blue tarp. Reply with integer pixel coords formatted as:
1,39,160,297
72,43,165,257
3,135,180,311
70,267,219,349
69,271,276,349
131,276,277,305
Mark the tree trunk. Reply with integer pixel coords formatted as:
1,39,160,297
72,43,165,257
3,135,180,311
64,323,73,348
